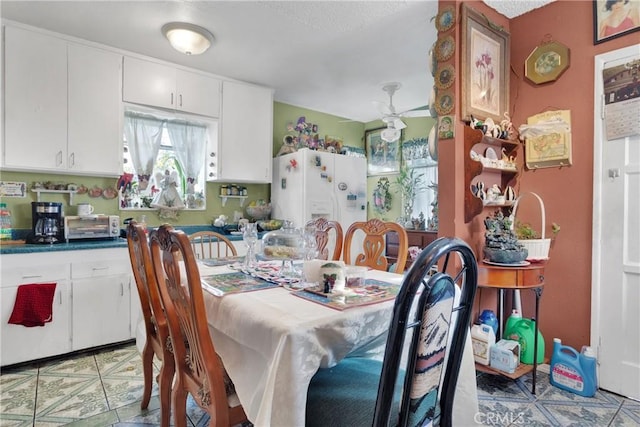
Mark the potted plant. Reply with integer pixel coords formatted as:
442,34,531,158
393,164,426,228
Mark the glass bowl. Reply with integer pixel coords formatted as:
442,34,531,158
261,226,304,260
257,219,283,231
246,204,272,220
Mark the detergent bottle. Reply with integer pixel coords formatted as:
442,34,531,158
503,309,522,339
471,323,496,365
478,309,499,336
503,318,544,364
550,338,597,397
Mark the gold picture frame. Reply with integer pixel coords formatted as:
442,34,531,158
461,4,510,123
525,40,570,85
524,110,572,169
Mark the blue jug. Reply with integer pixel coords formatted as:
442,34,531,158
478,309,499,336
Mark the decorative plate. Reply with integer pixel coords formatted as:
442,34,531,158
102,187,118,199
435,92,454,116
435,64,455,90
435,6,456,33
428,125,438,161
88,186,103,198
435,35,455,62
428,43,437,77
428,86,437,117
483,260,531,267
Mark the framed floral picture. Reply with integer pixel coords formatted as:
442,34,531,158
593,0,640,44
461,4,510,123
365,127,401,176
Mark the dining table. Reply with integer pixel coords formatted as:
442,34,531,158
188,260,480,427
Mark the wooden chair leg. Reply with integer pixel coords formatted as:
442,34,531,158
140,344,154,409
158,362,174,427
172,383,188,427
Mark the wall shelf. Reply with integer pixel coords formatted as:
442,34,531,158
464,127,520,223
219,195,247,207
32,189,77,205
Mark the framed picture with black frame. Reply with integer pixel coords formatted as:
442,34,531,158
365,127,401,176
593,0,640,44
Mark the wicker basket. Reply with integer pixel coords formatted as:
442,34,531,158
510,192,550,261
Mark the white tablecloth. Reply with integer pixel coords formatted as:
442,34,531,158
197,264,479,427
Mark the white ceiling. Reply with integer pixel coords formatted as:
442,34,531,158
0,1,552,123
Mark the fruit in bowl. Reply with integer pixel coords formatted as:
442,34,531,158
257,219,283,232
246,201,272,220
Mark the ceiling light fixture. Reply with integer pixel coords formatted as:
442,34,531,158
380,126,401,143
161,22,214,55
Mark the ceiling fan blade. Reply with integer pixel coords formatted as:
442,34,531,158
402,109,432,118
373,100,392,116
393,118,407,130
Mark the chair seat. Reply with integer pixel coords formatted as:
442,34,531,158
306,357,438,427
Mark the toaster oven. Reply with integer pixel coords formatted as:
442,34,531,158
64,215,121,242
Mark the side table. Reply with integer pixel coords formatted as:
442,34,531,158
476,261,545,394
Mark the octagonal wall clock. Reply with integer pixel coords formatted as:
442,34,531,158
525,40,570,85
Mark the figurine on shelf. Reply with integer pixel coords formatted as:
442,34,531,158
277,135,298,156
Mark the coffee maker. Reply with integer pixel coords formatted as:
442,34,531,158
27,202,64,244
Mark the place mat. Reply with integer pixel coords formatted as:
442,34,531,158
200,271,279,296
292,279,401,311
200,256,244,267
231,261,302,286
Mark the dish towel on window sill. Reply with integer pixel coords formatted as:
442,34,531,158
8,283,57,327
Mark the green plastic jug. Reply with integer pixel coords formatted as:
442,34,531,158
504,318,544,364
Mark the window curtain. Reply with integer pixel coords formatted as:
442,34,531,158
123,111,164,190
166,119,207,194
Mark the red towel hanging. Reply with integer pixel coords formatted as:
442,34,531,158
8,283,57,327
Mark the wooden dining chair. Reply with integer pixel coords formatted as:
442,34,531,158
188,231,237,259
306,237,478,427
126,221,174,427
343,218,409,273
306,218,343,260
149,225,248,427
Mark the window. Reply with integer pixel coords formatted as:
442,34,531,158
120,107,215,213
403,137,438,230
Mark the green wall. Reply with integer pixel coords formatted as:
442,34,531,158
0,103,434,230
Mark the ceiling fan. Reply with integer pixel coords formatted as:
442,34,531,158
375,82,431,142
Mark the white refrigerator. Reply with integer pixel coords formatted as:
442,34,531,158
271,148,367,233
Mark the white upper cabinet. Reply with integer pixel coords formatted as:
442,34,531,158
3,25,123,176
213,81,273,183
68,43,123,175
4,26,68,170
123,56,221,118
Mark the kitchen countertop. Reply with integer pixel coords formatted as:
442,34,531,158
0,226,254,255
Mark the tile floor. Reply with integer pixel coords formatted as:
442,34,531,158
1,341,638,426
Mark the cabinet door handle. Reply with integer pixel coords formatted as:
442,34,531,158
171,92,174,106
92,266,109,271
120,282,124,296
21,274,43,279
58,291,62,305
69,152,75,167
179,94,183,107
56,151,63,167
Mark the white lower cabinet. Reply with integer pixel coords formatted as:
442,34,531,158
0,261,72,366
71,249,132,351
0,247,134,366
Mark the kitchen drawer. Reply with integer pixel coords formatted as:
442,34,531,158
1,263,70,286
71,258,131,279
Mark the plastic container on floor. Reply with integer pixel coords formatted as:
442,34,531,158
478,309,499,336
503,318,545,364
550,338,597,397
503,309,522,339
471,323,496,365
